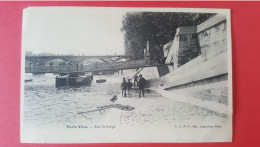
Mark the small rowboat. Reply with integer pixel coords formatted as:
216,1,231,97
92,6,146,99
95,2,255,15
96,79,106,83
25,79,33,82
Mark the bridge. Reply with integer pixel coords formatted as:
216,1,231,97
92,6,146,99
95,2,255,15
25,59,171,76
25,55,132,66
26,60,143,73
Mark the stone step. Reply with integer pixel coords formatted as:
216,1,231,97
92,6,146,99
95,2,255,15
157,65,169,77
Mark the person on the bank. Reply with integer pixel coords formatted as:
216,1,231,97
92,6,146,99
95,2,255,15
76,63,79,71
138,74,146,98
121,78,127,97
80,63,83,71
134,75,139,87
127,79,133,97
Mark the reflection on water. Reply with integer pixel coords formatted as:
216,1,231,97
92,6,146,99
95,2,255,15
24,73,124,127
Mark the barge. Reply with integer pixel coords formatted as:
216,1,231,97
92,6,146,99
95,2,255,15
56,73,93,87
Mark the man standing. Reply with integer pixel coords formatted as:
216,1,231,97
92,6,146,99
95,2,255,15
134,75,139,87
138,74,146,98
76,63,79,71
127,79,133,97
121,78,127,97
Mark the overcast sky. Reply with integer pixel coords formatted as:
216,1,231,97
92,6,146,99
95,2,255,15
22,7,126,56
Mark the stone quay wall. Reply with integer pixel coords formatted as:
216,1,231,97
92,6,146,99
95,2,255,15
162,14,229,90
165,26,200,69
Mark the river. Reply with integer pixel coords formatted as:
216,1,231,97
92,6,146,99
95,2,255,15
24,71,128,127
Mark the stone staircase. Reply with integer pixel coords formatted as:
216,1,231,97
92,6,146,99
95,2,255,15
129,67,144,80
122,88,162,98
157,65,169,77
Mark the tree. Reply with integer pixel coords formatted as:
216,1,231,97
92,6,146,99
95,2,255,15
121,12,215,59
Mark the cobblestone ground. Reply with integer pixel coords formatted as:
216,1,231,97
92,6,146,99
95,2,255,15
116,88,228,127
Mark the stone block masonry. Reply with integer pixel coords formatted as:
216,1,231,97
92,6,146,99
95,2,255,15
165,26,200,69
198,14,227,60
163,14,228,90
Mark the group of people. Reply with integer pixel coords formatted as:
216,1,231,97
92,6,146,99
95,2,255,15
121,74,146,98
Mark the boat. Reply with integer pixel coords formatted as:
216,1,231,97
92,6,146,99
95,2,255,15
96,79,106,83
56,73,93,87
25,79,33,82
32,73,45,75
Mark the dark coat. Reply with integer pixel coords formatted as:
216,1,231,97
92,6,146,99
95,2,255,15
139,78,146,89
127,82,133,90
121,81,127,90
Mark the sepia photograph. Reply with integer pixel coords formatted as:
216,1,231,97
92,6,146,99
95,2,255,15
21,7,232,143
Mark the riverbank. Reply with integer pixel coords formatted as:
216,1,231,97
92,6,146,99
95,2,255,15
133,66,229,115
78,68,229,127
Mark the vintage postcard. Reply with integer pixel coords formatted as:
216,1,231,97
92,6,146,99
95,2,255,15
21,7,232,143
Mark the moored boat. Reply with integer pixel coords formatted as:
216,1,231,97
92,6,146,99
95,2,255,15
56,73,93,87
25,79,33,82
96,79,106,83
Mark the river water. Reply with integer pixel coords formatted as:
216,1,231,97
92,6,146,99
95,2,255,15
24,71,129,127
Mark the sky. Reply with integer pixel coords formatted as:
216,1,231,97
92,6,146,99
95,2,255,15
22,7,126,56
22,7,225,56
